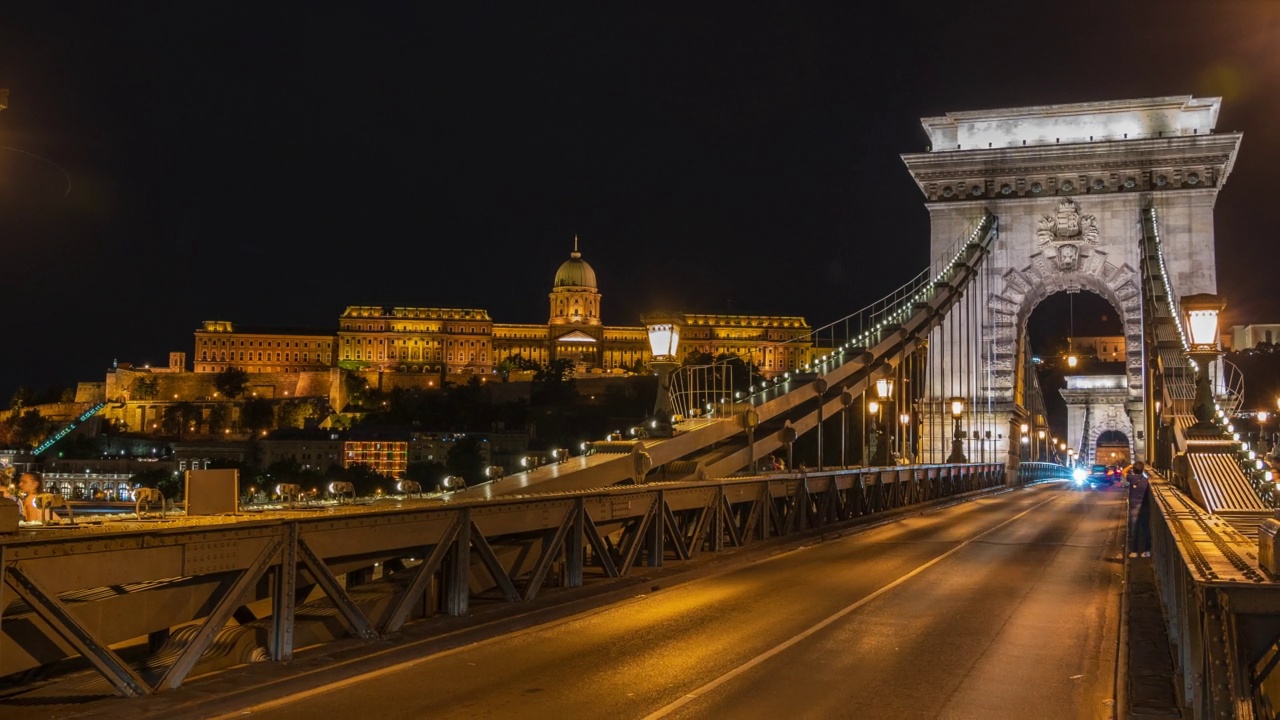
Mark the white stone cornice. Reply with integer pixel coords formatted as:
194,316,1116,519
901,132,1241,201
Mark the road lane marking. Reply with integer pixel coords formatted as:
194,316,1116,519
205,487,1056,720
640,493,1060,720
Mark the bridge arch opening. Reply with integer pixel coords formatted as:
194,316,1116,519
1094,429,1132,467
1024,288,1138,464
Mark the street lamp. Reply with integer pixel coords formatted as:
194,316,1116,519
1181,294,1224,427
868,378,893,465
642,311,684,438
1037,429,1046,461
1067,354,1078,369
946,397,967,463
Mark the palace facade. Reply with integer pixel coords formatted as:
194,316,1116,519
192,242,816,378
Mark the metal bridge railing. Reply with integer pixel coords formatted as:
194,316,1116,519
0,461,1006,697
1016,461,1074,484
1147,477,1280,718
669,362,736,422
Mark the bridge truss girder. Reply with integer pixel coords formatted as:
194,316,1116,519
0,464,1006,696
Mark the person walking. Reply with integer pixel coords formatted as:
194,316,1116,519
1127,460,1151,558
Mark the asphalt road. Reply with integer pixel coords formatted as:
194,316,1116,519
240,482,1125,720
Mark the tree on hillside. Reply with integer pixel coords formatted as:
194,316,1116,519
496,353,540,381
240,398,275,434
208,404,231,434
8,386,34,410
132,376,159,400
532,358,577,405
161,402,202,438
131,467,181,500
682,349,715,367
445,436,486,486
214,367,250,399
278,398,327,429
11,409,51,448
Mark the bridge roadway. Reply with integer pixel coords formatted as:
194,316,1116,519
228,482,1123,720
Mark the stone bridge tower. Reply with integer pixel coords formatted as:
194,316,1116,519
900,97,1241,470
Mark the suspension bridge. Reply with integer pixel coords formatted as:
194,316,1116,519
1,95,1275,720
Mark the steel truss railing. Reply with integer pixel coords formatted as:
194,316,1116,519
0,462,1004,697
1139,205,1280,718
1148,479,1280,719
1015,461,1074,484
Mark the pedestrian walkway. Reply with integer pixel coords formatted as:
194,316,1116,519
1125,555,1183,717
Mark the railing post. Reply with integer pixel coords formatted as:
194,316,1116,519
565,498,585,588
270,522,298,662
646,491,664,567
444,508,471,616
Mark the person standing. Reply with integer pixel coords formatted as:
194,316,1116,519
1127,461,1151,558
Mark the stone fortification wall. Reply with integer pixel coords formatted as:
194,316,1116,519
75,382,106,404
105,368,333,403
3,402,91,423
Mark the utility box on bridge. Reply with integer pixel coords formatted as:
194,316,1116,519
1259,519,1280,576
185,468,240,516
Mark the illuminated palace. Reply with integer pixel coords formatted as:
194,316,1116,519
193,241,816,378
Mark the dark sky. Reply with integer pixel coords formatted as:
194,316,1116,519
0,3,1278,401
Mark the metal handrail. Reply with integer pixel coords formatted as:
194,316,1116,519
770,214,992,353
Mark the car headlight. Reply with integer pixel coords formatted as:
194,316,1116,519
1072,468,1087,484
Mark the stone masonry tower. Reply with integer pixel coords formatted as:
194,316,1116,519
900,97,1241,469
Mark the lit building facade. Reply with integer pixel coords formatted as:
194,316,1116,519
194,242,816,378
337,306,494,375
1068,336,1127,362
194,321,336,374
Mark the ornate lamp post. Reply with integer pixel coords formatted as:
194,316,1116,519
1037,429,1046,462
642,312,684,438
1181,294,1225,427
1019,422,1030,463
874,378,893,465
946,397,967,463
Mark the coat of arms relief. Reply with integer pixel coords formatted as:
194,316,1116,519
1036,198,1099,271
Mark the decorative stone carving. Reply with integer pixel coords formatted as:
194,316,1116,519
1036,198,1100,271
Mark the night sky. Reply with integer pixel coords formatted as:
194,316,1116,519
0,3,1277,401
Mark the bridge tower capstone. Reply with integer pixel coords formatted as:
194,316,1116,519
901,96,1241,474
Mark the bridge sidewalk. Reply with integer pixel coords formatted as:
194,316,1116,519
1125,555,1183,717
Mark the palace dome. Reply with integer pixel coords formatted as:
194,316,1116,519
553,240,597,290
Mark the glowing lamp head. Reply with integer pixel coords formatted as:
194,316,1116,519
1180,293,1225,351
1260,411,1271,424
641,311,685,359
899,413,910,426
1037,429,1046,440
875,378,893,400
1020,423,1030,434
950,398,964,418
867,400,880,415
1066,355,1078,369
